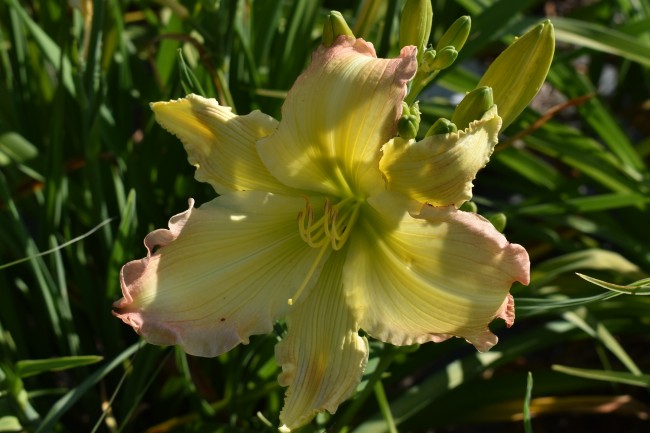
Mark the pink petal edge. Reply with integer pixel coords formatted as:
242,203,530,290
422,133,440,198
112,198,195,320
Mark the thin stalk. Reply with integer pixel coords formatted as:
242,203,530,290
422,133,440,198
374,380,398,433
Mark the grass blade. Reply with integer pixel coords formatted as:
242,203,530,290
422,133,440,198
553,365,650,388
35,341,144,433
523,372,534,433
553,16,650,67
576,274,650,295
16,356,103,378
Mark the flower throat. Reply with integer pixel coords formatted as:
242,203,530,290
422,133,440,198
288,197,361,306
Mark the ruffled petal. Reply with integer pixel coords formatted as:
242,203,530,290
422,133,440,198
257,37,417,198
276,250,368,432
345,192,529,352
151,94,294,195
379,106,502,207
114,191,329,357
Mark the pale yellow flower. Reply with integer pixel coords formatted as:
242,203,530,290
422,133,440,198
114,36,529,431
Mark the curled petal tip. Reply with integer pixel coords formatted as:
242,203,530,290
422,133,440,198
497,293,516,328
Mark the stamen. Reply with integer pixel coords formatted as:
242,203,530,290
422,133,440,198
288,243,329,306
328,198,361,251
298,198,329,248
297,197,362,250
293,197,362,305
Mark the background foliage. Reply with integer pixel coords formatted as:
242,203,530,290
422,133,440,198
1,0,649,431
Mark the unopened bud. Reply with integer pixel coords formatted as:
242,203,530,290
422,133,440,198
426,118,457,136
420,48,437,73
436,16,471,52
399,0,433,59
322,11,355,47
460,201,478,213
428,46,458,70
477,20,555,129
451,86,494,130
397,101,421,139
488,213,507,232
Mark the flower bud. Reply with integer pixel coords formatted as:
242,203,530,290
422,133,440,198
436,15,471,52
451,86,493,131
397,101,421,139
425,118,458,136
460,201,478,213
322,11,355,47
428,46,458,71
477,20,555,129
399,0,433,58
420,48,437,73
488,213,507,233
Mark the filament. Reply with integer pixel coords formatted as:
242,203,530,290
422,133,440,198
288,243,329,306
293,196,362,305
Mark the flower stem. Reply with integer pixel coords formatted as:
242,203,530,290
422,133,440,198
374,379,399,433
405,69,439,105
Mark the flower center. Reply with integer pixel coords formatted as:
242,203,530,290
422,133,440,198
287,197,361,306
298,197,361,251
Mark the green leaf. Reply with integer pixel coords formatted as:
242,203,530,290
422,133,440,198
523,372,533,433
494,146,561,190
35,342,143,433
576,274,650,295
16,356,103,378
562,309,641,375
105,189,137,299
516,192,650,215
531,249,640,283
457,0,545,60
0,416,23,432
552,365,650,388
6,0,75,95
177,49,206,96
0,131,38,166
516,292,620,317
547,63,645,173
552,17,650,67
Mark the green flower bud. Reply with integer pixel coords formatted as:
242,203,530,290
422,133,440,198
436,15,471,52
399,0,433,58
420,48,437,73
322,11,355,47
425,118,457,136
477,20,555,130
459,201,478,213
398,101,421,139
488,213,507,233
451,86,494,131
428,46,458,71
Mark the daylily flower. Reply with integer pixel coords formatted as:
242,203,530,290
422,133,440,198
114,36,530,431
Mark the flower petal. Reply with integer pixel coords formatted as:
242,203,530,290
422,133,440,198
257,37,417,198
379,106,502,207
276,250,368,432
345,192,529,352
151,94,294,194
114,191,329,357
